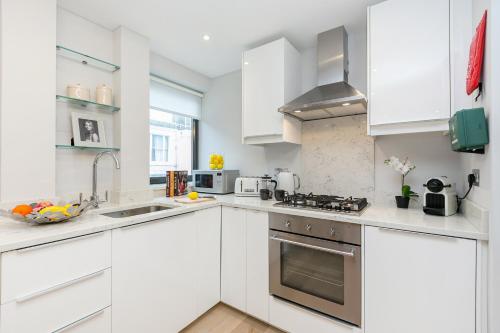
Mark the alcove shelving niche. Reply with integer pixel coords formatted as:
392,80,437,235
55,44,120,152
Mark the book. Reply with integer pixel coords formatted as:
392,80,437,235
166,171,188,197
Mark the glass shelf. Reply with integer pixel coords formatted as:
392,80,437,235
56,95,120,112
56,145,120,152
56,45,120,72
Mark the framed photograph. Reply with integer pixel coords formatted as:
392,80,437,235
71,112,107,148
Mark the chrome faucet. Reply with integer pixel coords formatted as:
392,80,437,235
90,151,120,208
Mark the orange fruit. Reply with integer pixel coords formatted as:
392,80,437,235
12,204,33,216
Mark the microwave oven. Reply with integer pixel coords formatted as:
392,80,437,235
192,170,240,194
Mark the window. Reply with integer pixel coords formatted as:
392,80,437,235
151,134,169,162
149,75,202,184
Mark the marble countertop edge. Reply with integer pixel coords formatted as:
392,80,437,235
0,195,488,253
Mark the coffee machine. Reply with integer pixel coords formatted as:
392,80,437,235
423,177,458,216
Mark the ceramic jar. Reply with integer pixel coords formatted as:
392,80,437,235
96,84,113,105
66,84,90,101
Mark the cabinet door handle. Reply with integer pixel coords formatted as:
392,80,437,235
16,269,105,303
119,212,195,230
377,227,456,241
53,308,106,333
16,232,103,254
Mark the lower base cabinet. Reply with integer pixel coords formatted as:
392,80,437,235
112,207,221,333
0,269,111,333
221,207,270,321
221,207,247,312
245,210,269,322
364,226,476,333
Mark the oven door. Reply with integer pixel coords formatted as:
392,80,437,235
269,230,361,326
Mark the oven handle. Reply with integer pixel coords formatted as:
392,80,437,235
270,235,355,257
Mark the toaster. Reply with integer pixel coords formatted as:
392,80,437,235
234,177,267,197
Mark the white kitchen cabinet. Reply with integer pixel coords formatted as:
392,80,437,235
221,207,270,321
0,269,111,333
195,207,222,317
1,231,111,304
221,207,247,311
112,208,221,333
112,213,198,333
364,226,476,333
367,0,451,135
245,209,269,322
242,37,302,145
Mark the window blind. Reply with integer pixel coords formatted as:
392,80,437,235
150,75,203,119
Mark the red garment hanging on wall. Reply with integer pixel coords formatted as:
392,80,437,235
466,10,487,96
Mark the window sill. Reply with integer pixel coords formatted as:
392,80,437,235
150,184,166,190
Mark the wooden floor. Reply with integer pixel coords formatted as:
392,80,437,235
180,303,284,333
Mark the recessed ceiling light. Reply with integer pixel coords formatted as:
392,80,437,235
244,61,249,65
294,110,302,113
202,34,211,41
342,102,351,106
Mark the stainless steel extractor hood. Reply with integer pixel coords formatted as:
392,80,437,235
278,26,367,121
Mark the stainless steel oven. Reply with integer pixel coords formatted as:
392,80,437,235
269,213,362,326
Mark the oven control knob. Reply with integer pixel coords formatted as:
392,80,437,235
285,221,291,228
306,224,312,231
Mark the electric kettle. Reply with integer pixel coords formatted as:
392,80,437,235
275,168,300,193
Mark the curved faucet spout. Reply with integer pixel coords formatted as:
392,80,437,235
94,151,120,169
91,151,120,207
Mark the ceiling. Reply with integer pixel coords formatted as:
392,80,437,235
58,0,384,78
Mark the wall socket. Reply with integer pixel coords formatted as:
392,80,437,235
472,169,480,186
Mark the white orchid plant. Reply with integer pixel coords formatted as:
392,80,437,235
384,156,419,198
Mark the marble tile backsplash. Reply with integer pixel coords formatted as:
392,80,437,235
301,115,375,201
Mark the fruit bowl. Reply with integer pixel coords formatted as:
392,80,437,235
2,201,92,224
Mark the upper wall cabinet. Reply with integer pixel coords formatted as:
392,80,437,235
242,38,302,145
367,0,453,135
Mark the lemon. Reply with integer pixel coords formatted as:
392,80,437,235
187,192,199,200
217,164,223,170
209,163,216,170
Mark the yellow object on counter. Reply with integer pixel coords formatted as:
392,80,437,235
209,154,224,170
39,204,72,217
187,192,199,200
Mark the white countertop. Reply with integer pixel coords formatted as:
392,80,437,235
0,194,488,253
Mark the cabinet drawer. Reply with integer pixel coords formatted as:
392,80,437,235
269,296,360,333
1,231,111,304
0,268,111,333
54,306,111,333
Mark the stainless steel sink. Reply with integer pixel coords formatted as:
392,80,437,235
101,205,174,218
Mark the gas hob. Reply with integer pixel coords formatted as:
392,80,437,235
273,192,368,215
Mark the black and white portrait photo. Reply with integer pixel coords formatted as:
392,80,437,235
79,119,100,143
71,113,107,148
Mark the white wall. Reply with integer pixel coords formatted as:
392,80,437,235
57,9,155,203
112,27,151,203
150,53,211,93
458,0,491,208
56,8,117,201
199,71,302,176
0,0,56,202
489,0,499,330
374,133,463,206
57,9,212,201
